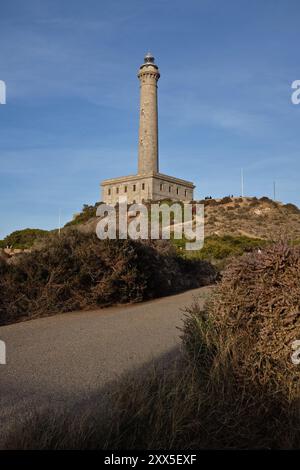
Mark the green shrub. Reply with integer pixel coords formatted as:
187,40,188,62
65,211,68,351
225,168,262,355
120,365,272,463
0,231,216,325
64,203,102,227
174,235,267,265
0,228,49,249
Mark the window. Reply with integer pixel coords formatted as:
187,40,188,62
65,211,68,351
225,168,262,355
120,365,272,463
185,190,187,197
108,188,111,195
176,187,179,195
169,186,172,193
160,183,163,191
142,183,145,190
116,187,119,194
124,186,127,193
133,184,136,192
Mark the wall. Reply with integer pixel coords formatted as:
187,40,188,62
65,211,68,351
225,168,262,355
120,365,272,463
101,175,194,205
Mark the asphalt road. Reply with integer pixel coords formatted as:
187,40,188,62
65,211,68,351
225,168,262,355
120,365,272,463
0,286,212,440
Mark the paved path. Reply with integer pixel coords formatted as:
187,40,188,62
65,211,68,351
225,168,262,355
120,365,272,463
0,286,212,439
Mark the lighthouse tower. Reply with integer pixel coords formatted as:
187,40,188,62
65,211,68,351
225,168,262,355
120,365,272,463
101,53,195,204
138,52,160,174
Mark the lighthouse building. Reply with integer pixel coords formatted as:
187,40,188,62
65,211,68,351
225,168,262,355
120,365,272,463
101,53,195,204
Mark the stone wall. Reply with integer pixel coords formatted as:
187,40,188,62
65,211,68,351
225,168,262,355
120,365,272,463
101,173,194,205
101,175,153,205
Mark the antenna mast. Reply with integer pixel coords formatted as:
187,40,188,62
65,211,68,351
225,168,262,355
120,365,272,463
241,168,244,197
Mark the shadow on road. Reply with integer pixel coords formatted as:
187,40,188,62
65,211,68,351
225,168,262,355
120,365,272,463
0,344,183,448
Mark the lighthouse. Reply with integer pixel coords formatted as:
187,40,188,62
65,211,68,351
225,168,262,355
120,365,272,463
138,52,160,174
101,53,195,204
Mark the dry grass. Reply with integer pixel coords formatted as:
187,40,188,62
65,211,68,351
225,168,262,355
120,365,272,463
182,241,300,447
2,358,209,450
3,353,299,450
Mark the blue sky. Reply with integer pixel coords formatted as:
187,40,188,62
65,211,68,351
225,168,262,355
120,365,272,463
0,0,299,238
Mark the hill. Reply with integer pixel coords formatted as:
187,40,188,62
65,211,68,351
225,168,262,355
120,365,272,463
74,196,300,241
201,196,300,240
1,197,300,252
0,228,50,250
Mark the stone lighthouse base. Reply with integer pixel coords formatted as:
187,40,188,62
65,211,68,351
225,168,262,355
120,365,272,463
101,172,194,205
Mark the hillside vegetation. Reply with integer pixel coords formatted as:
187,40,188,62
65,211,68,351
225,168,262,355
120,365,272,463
0,228,49,249
1,197,299,251
103,242,300,449
173,234,267,267
64,203,101,227
74,196,300,240
4,242,300,449
72,196,300,246
201,196,300,240
0,230,216,326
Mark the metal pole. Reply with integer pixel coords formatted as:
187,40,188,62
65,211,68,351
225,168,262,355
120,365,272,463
241,168,244,197
58,209,61,237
